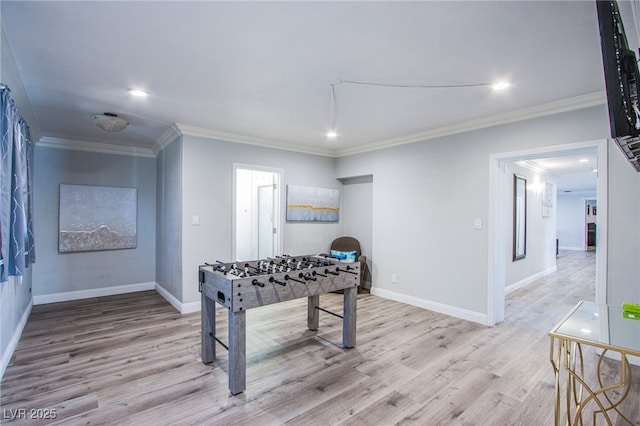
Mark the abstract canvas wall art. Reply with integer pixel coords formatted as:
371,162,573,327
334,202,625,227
59,184,137,252
286,185,339,222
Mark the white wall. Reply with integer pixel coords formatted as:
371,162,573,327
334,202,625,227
505,163,557,289
607,140,640,305
557,195,587,250
336,105,611,323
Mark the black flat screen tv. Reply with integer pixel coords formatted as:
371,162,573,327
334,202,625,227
596,0,640,140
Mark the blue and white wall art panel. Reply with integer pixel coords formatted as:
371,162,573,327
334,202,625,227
286,185,339,222
59,184,137,252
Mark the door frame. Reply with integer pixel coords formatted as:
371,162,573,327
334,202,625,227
232,163,284,261
487,139,608,325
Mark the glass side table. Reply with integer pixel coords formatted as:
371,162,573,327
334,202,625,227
549,301,640,425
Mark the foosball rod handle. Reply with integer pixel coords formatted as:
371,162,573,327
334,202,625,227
285,274,305,284
269,276,287,286
299,272,317,281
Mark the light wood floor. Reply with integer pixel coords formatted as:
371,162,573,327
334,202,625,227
2,251,639,425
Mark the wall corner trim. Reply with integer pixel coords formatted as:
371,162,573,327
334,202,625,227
154,283,200,314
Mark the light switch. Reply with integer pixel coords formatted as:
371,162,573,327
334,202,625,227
192,215,199,226
474,218,482,230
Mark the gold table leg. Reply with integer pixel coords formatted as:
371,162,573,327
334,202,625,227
550,337,635,425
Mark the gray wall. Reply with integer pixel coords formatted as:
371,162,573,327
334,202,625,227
156,136,182,301
335,105,615,318
175,134,343,306
33,147,157,297
0,267,32,375
337,175,373,289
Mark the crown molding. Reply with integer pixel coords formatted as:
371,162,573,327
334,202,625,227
514,159,553,176
152,125,181,156
37,136,156,158
176,124,335,157
30,91,606,160
334,91,606,157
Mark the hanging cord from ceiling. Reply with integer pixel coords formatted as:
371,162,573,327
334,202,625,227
337,79,492,89
327,84,337,138
326,78,508,138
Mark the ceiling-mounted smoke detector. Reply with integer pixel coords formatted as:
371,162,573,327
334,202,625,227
92,112,129,132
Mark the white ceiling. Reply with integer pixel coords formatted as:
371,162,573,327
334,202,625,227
519,151,599,196
1,1,616,152
1,0,638,192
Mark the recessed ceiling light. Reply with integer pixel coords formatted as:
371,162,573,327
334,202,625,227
579,158,589,163
326,130,338,139
128,89,149,97
491,81,511,91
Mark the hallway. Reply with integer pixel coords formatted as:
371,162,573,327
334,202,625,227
506,249,596,324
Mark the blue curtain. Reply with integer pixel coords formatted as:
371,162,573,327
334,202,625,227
0,85,35,282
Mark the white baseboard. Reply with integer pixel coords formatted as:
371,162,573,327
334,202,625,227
33,282,156,305
559,246,585,251
506,265,557,294
370,287,488,325
154,283,200,314
1,298,32,379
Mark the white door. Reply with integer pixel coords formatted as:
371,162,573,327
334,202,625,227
234,166,282,261
258,183,275,258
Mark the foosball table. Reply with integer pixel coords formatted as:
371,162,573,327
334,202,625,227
198,255,360,395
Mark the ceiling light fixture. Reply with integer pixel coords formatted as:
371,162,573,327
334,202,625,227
92,112,129,132
128,89,149,97
579,158,589,163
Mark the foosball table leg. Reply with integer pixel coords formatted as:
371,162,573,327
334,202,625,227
228,309,246,395
343,286,357,348
201,293,216,364
307,295,320,331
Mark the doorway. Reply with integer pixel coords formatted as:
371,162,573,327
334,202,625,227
233,165,283,261
585,198,597,251
488,140,607,325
